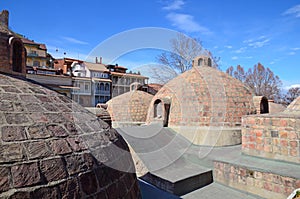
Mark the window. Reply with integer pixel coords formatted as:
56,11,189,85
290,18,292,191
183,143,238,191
105,83,109,91
85,83,89,92
33,61,40,67
100,83,104,90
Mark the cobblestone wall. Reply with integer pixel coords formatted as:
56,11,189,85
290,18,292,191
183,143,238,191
0,74,141,198
242,114,300,164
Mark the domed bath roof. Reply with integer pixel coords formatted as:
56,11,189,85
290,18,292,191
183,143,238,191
107,90,153,127
146,56,256,146
285,96,300,113
0,73,141,198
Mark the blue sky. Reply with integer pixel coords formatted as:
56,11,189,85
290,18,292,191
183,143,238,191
1,0,300,88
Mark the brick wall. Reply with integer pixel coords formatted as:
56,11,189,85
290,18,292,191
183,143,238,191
214,161,300,199
242,114,300,164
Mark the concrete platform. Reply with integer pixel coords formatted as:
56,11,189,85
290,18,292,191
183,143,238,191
116,124,213,195
141,157,213,195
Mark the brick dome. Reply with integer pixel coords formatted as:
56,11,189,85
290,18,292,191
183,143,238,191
285,96,300,113
146,56,256,146
107,90,153,127
0,74,141,198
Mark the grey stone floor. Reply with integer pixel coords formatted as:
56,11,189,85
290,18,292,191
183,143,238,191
117,124,299,199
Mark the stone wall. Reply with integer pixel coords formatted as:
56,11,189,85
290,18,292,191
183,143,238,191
214,161,300,199
242,114,300,164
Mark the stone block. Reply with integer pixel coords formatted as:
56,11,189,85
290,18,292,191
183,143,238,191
47,124,68,137
24,141,51,160
79,171,98,196
40,157,67,182
0,143,24,163
66,137,87,152
26,124,51,139
32,186,60,198
1,126,27,141
59,178,81,199
0,166,10,192
11,162,41,188
4,113,30,124
49,139,72,155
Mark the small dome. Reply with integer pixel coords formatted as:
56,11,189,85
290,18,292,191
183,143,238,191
107,90,153,126
285,96,300,113
0,73,141,198
146,60,256,146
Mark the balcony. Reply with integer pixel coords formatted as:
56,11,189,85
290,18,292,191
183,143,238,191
95,90,110,95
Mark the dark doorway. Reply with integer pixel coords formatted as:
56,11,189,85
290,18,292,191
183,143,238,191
12,41,23,73
164,104,170,127
260,97,269,114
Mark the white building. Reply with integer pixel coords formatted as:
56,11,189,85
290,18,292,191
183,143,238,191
71,61,111,106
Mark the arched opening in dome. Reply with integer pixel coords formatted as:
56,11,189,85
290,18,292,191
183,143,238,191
207,58,212,67
12,40,23,73
198,58,203,66
260,97,269,114
154,99,163,118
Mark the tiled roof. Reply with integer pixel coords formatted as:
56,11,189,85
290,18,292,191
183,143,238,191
84,62,108,72
21,37,47,50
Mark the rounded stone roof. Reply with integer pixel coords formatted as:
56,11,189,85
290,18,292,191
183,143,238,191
146,64,256,127
285,96,300,113
107,90,153,124
0,73,140,198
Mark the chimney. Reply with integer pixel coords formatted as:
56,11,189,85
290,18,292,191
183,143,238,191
100,57,102,64
0,10,9,29
95,57,98,63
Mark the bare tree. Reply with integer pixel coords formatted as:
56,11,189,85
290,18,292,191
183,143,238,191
226,65,246,82
152,33,219,84
226,63,282,102
284,87,300,105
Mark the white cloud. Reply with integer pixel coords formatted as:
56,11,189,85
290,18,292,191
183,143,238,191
283,4,300,18
231,56,238,60
243,36,270,48
224,45,233,49
162,0,185,10
284,84,300,90
61,36,89,45
291,47,300,51
288,51,296,55
234,47,247,53
269,61,275,65
166,13,211,33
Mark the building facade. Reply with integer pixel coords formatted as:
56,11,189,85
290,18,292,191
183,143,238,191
21,37,47,68
72,61,112,106
107,64,149,98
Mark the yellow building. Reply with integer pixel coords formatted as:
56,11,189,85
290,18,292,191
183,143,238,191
21,37,47,67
